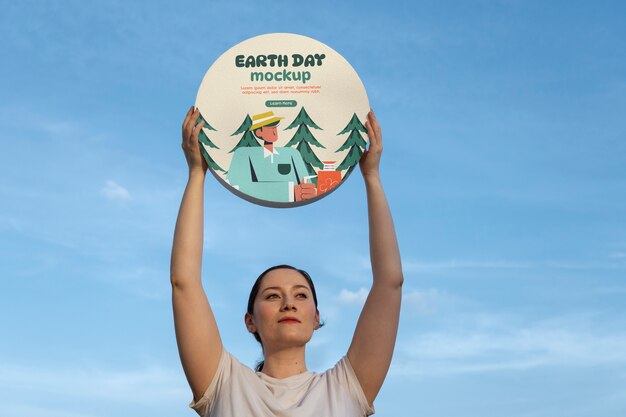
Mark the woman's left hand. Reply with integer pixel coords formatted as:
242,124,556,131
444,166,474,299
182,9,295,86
182,106,209,175
360,110,383,178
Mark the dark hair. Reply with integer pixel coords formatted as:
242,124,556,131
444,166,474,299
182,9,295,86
246,264,324,372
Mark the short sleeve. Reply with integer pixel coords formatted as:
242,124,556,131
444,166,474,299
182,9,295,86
188,347,231,417
332,355,376,416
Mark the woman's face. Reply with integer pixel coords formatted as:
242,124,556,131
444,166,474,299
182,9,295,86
245,268,320,350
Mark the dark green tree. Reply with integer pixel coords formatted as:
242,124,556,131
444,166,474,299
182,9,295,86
229,115,261,153
196,115,224,172
336,113,367,175
285,107,322,130
284,107,325,176
196,115,217,133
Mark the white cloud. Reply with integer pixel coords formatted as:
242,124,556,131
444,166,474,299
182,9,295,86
0,215,21,232
320,251,372,284
105,265,169,299
0,361,187,405
101,180,131,201
404,289,443,313
338,287,369,304
40,120,82,136
337,287,449,313
0,404,98,417
592,286,626,295
404,259,532,272
392,313,626,377
403,258,626,273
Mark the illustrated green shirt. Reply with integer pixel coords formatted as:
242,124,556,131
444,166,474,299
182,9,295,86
226,146,309,203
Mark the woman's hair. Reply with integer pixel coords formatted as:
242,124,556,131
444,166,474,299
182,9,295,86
246,264,324,372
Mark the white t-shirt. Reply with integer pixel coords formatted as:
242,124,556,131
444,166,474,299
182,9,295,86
189,349,375,417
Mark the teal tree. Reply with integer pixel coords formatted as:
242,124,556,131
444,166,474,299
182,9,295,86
196,114,225,172
336,113,367,176
284,107,325,177
229,114,261,152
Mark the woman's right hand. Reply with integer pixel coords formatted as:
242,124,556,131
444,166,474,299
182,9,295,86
181,106,208,174
359,110,382,180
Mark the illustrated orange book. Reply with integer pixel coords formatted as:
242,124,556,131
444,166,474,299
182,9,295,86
317,161,342,195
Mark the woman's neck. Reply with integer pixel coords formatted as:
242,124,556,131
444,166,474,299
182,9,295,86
260,346,308,378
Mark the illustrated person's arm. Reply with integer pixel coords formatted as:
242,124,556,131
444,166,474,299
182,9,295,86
295,181,316,201
347,110,403,406
171,106,223,402
291,151,317,201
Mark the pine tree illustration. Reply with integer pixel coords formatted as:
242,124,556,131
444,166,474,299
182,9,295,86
336,113,367,176
285,107,322,130
229,114,261,153
284,107,325,176
196,114,225,172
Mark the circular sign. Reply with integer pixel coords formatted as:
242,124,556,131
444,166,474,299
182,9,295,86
195,33,369,208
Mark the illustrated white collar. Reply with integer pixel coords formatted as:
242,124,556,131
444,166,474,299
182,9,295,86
263,147,280,158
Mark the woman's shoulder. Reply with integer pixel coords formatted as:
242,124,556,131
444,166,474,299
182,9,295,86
220,349,257,375
188,349,260,415
320,355,375,415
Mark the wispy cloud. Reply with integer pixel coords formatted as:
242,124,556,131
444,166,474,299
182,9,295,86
338,287,369,304
404,259,533,272
0,215,20,231
335,287,449,316
0,404,98,417
404,258,626,273
592,286,626,295
392,313,626,376
404,288,447,314
39,120,83,136
0,360,187,405
101,180,131,201
103,265,170,299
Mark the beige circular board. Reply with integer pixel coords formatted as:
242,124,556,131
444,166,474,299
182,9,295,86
195,33,370,208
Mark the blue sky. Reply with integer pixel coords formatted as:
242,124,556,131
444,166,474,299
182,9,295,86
1,0,626,416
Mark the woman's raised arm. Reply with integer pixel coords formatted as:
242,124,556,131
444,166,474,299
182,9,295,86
170,106,223,402
347,110,403,406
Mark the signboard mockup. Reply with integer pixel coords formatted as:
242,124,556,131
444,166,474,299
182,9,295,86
195,33,370,208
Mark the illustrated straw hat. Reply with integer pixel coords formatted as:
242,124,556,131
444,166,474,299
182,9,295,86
249,111,284,131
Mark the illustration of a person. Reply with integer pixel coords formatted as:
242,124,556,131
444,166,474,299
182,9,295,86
226,111,317,203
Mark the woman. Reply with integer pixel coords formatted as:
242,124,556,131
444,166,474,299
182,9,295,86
171,106,403,416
